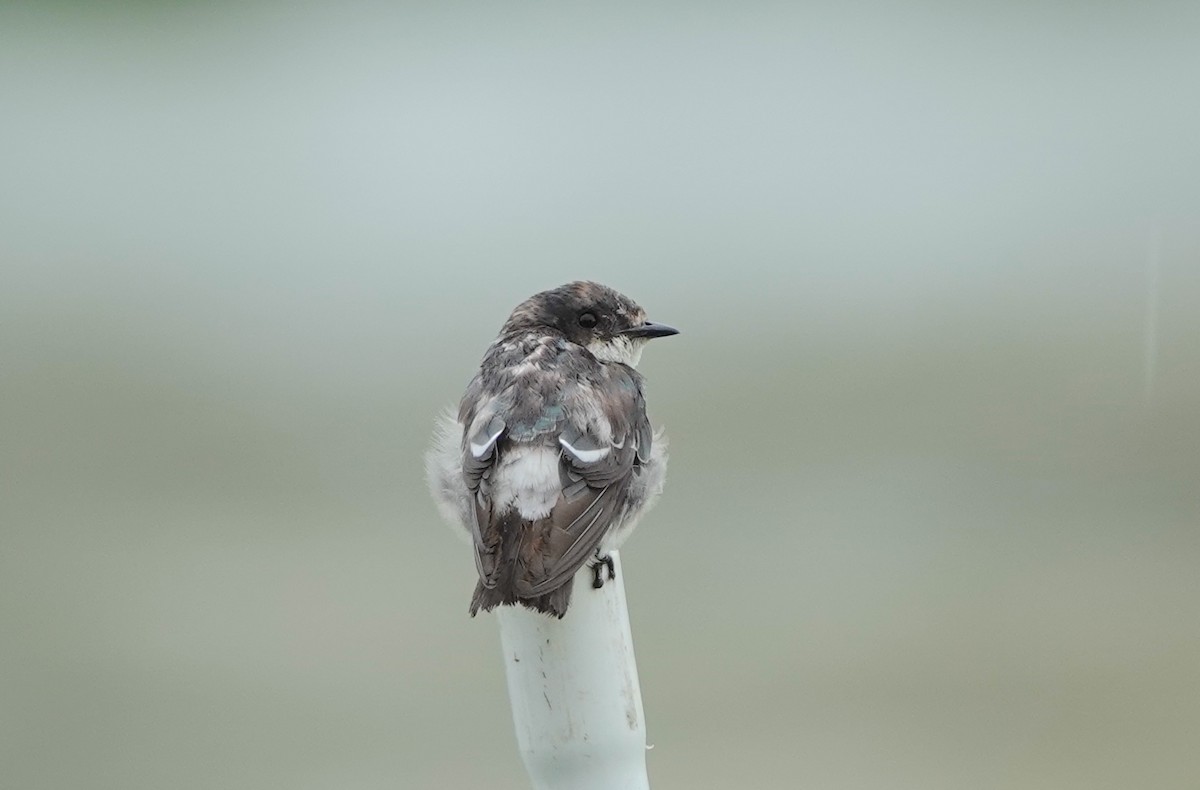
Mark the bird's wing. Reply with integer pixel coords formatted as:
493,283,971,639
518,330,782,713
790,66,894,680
462,363,653,597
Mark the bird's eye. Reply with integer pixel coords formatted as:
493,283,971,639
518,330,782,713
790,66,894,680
578,312,598,329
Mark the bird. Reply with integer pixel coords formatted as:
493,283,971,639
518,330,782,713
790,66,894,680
426,281,678,618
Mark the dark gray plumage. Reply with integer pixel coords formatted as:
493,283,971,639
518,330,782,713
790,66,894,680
426,281,677,618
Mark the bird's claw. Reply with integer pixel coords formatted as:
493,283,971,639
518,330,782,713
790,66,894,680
591,554,616,589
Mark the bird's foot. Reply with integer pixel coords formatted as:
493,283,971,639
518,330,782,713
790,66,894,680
591,554,616,589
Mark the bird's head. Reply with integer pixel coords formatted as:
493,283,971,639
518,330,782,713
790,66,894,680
501,281,678,367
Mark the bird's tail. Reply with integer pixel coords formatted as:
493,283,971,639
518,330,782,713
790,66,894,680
470,509,574,618
469,578,573,619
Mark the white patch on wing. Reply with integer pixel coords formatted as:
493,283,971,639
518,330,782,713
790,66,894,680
559,436,611,463
492,445,561,520
469,424,504,458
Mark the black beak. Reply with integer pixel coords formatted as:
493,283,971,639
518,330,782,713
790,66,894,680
620,320,680,339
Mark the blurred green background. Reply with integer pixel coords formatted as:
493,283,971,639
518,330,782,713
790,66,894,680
3,2,1199,788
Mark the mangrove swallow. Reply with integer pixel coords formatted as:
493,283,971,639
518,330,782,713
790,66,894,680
426,281,678,618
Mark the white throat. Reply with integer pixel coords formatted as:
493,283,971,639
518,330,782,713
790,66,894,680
587,335,644,367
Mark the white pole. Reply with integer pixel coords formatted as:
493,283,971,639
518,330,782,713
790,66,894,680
495,551,650,790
